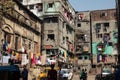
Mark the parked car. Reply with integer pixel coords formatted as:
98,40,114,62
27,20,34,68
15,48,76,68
102,69,112,77
59,69,73,80
95,66,114,80
101,67,112,77
46,57,56,65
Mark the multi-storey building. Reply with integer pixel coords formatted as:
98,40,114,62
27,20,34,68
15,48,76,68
91,9,118,65
21,0,76,65
21,0,43,19
0,0,42,66
75,11,91,70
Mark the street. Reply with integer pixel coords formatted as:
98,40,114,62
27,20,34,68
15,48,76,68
72,73,96,80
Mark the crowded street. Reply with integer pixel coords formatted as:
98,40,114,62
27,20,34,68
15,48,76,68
0,0,119,80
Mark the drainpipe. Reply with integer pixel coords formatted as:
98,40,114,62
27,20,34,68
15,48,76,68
90,12,93,66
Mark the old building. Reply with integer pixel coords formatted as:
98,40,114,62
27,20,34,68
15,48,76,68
0,0,42,66
21,0,43,19
21,0,76,65
91,9,118,65
75,11,91,70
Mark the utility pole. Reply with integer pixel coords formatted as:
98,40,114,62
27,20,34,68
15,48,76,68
116,0,120,64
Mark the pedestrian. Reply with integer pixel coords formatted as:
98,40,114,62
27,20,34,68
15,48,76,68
114,65,120,80
22,65,28,80
80,69,86,80
47,64,57,80
84,69,87,80
80,69,83,80
58,67,62,80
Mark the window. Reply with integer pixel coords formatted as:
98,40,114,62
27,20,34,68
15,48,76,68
108,42,113,46
96,23,101,29
104,23,109,27
29,41,31,49
36,3,43,11
100,34,102,38
113,32,118,38
48,3,53,8
66,37,69,41
34,43,37,53
46,49,57,55
100,12,107,17
77,23,81,27
29,5,34,9
114,12,116,17
6,35,11,44
84,56,88,60
97,34,103,38
52,17,58,23
22,38,25,46
79,34,85,41
96,23,101,27
78,56,82,60
47,34,55,41
63,37,65,43
63,22,65,28
103,27,107,32
103,23,109,32
15,37,18,50
44,17,58,23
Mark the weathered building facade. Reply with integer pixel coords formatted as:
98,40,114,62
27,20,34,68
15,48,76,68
0,0,42,66
91,9,118,65
42,0,75,64
75,11,91,70
21,0,43,19
21,0,76,65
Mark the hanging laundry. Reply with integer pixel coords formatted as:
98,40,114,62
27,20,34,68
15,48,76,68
97,53,102,63
3,42,8,51
7,47,11,53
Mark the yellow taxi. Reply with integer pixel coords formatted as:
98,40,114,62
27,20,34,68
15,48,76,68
37,66,59,80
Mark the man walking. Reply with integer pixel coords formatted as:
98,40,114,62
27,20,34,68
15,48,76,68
22,65,28,80
47,64,57,80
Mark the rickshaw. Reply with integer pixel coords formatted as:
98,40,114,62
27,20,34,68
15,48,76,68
37,66,59,80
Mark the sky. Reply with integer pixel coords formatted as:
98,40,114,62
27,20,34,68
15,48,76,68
69,0,116,11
